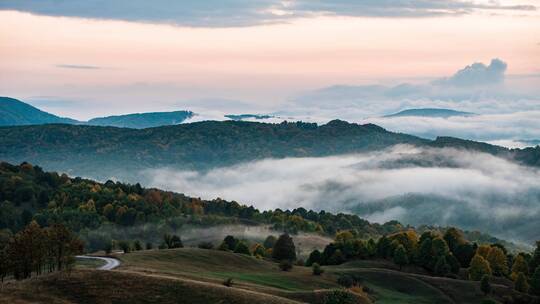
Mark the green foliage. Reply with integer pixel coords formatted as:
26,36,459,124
514,272,529,293
306,249,322,267
198,242,214,250
263,235,277,249
272,234,296,261
278,260,293,271
480,275,491,295
531,266,540,296
312,263,324,275
118,240,131,253
434,256,451,276
133,240,143,251
233,241,250,255
223,235,239,251
322,289,358,304
163,234,183,249
393,244,409,270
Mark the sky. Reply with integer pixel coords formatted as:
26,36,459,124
0,0,539,144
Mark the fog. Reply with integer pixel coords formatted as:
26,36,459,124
144,146,540,244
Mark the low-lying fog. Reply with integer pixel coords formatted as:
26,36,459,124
144,146,540,245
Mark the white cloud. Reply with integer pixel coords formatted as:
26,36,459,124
143,146,540,244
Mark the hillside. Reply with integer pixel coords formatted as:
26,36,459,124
384,108,474,118
87,110,193,128
0,119,538,182
0,120,426,181
3,247,532,304
0,97,77,126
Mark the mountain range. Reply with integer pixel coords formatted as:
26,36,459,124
384,108,475,118
0,97,192,129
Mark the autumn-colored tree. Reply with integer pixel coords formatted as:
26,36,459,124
486,246,508,276
476,245,491,259
443,227,465,253
251,243,266,257
469,254,492,281
511,254,529,281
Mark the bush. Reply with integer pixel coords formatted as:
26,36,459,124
234,241,251,255
323,289,358,304
118,240,131,253
279,260,293,271
337,274,355,288
198,242,214,250
133,240,142,251
312,263,324,275
480,275,491,295
223,278,233,287
146,242,153,250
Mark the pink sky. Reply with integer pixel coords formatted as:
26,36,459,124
0,6,539,119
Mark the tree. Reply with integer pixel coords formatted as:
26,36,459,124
164,234,183,249
417,236,433,269
443,227,464,253
469,254,492,281
278,260,293,271
118,240,131,253
133,240,143,251
263,235,277,249
306,249,322,267
393,244,408,270
514,272,529,293
486,246,508,276
454,242,476,268
223,235,239,251
234,241,251,255
434,256,450,276
312,263,324,275
530,266,540,296
511,254,529,280
529,242,540,275
447,253,461,274
480,275,491,295
323,289,358,304
251,243,265,257
272,234,296,261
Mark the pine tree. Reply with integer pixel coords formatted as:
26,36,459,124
272,234,296,261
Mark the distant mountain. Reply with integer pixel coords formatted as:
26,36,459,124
87,111,193,129
225,114,273,121
0,97,78,126
0,97,193,129
384,108,474,118
0,120,538,182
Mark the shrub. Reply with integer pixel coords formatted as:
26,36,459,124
337,274,355,288
234,241,251,255
514,272,529,293
312,263,324,275
323,289,357,304
133,240,142,251
223,278,233,287
118,240,131,253
279,260,293,271
146,242,153,250
480,275,491,295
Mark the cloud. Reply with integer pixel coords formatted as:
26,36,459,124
433,58,507,87
55,64,101,70
0,0,535,27
143,146,540,244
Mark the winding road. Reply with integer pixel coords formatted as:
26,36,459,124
76,255,121,270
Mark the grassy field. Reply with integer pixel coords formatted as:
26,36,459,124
2,248,533,304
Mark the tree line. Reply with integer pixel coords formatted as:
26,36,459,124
0,221,83,281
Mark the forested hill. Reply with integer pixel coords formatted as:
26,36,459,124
0,96,77,126
0,120,538,181
0,120,425,180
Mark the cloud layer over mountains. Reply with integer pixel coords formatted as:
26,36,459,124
145,145,540,245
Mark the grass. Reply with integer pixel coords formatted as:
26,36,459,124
75,257,107,269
